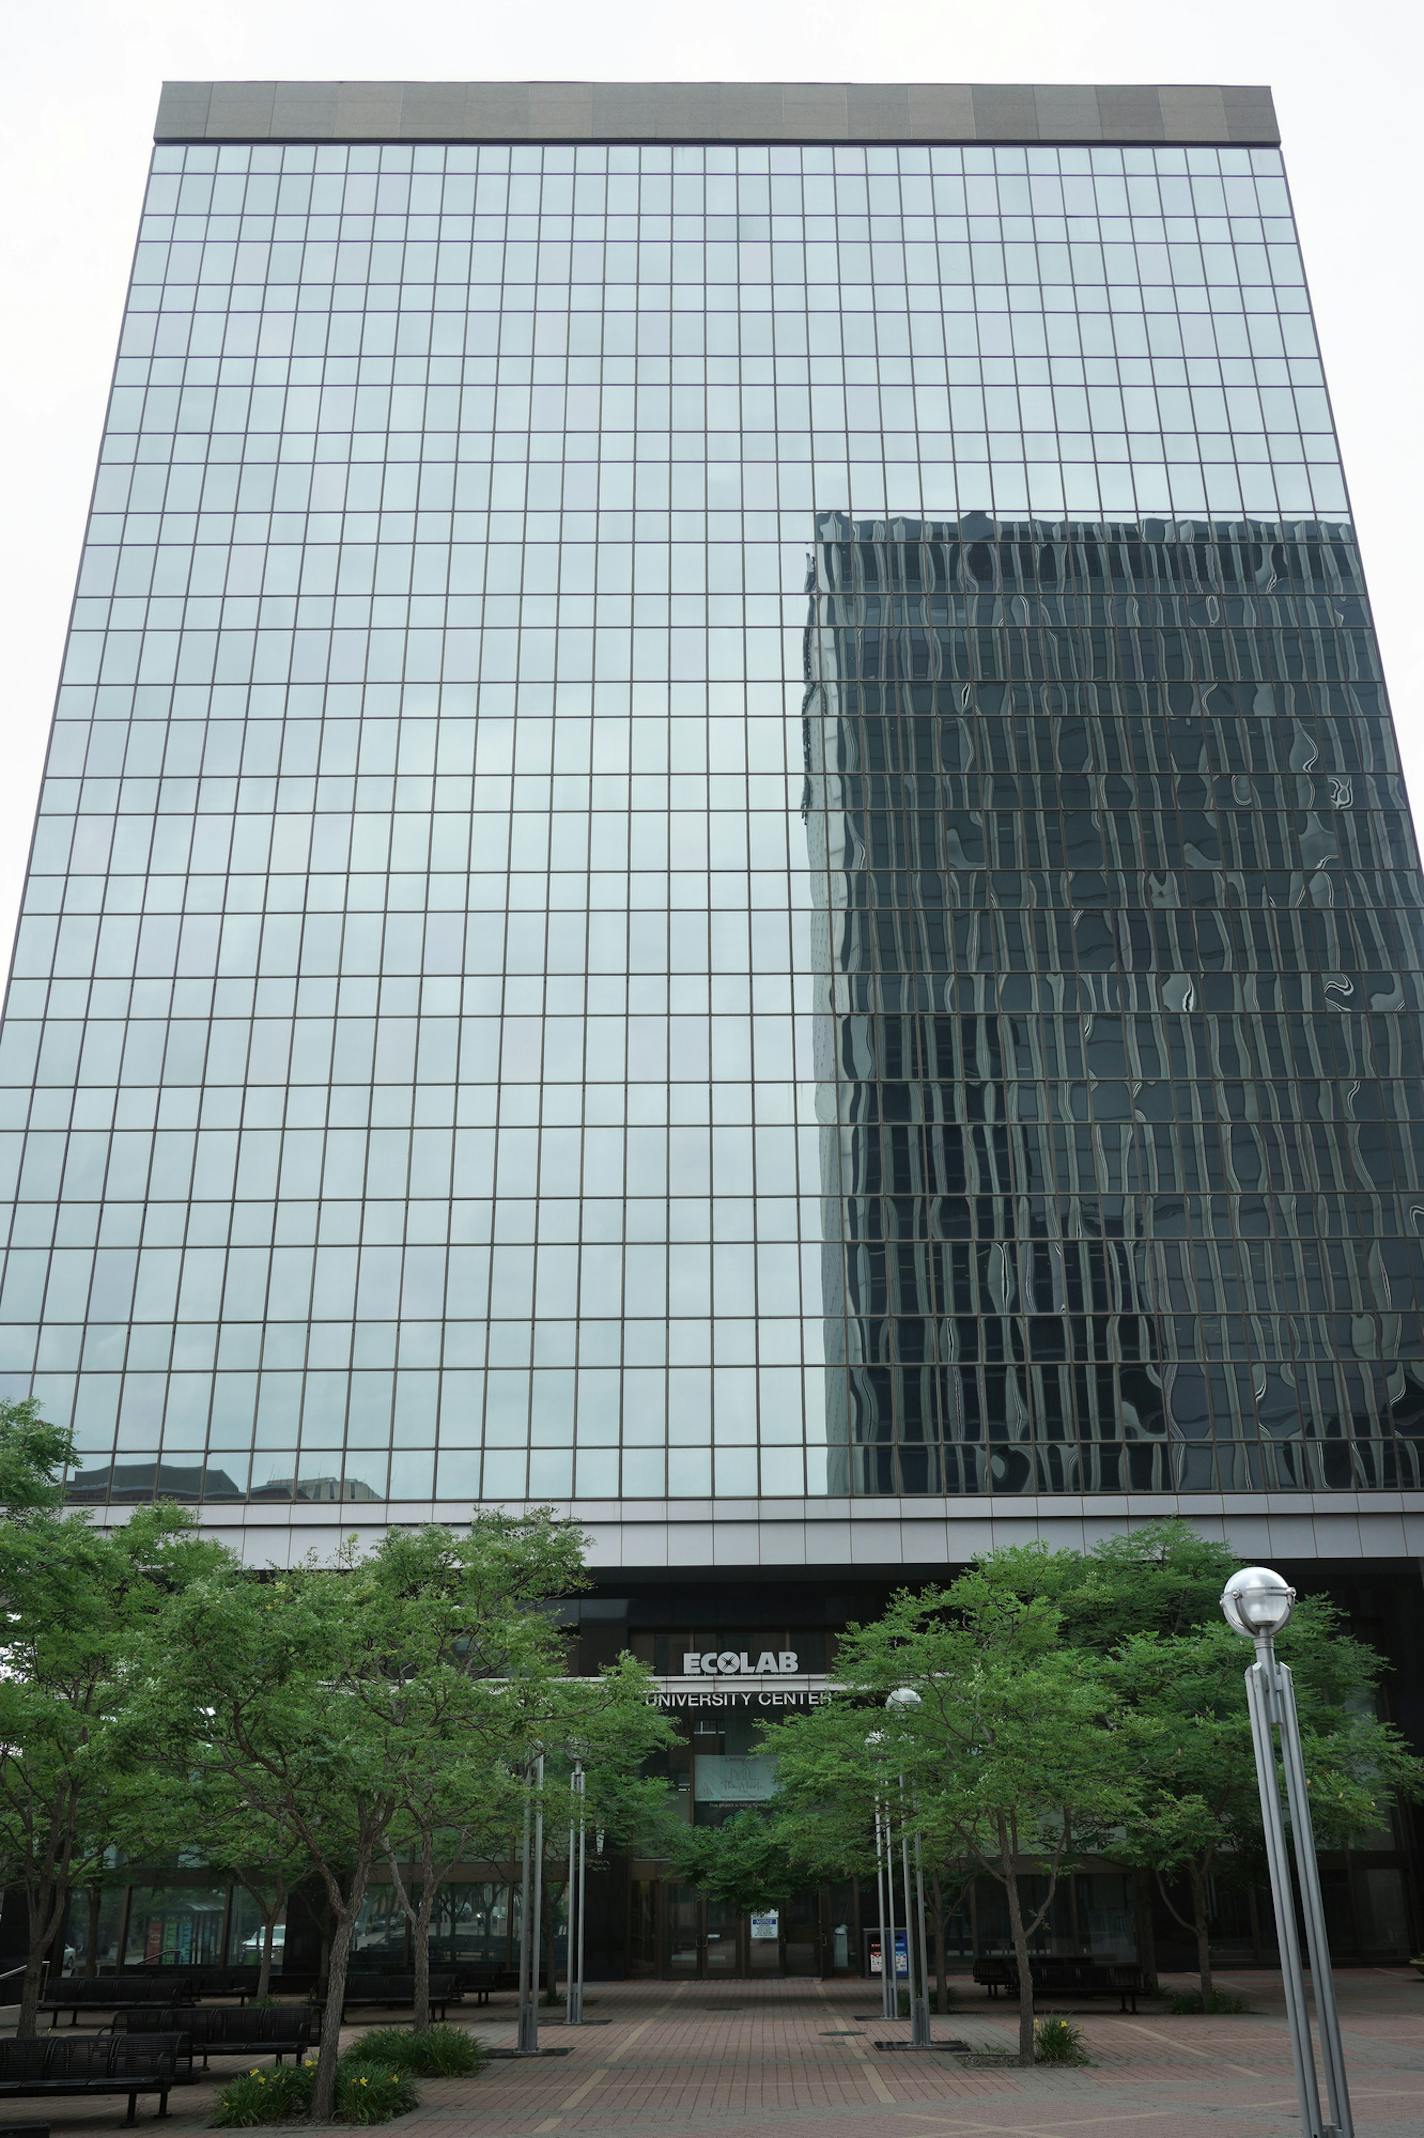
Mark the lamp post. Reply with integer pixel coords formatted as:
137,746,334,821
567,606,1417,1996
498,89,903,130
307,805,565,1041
865,1732,895,2020
1221,1567,1353,2138
515,1749,545,2055
565,1758,588,2025
885,1688,932,2048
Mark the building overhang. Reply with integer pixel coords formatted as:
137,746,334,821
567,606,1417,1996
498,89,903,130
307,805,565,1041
80,1491,1424,1571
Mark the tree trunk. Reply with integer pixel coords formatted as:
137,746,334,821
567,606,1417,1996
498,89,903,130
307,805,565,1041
84,1886,102,1977
412,1838,436,2032
1190,1865,1213,2000
17,1945,46,2040
312,1895,362,2123
17,1875,67,2040
999,1823,1035,2068
257,1909,277,2001
931,1871,948,2016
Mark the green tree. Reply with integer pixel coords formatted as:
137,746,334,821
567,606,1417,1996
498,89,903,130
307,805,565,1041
364,1516,584,2027
132,1512,614,2118
765,1572,1133,2065
514,1660,675,2008
668,1809,802,1918
0,1402,222,2033
970,1523,1424,1996
1081,1527,1421,1995
130,1541,409,2117
192,1778,313,2000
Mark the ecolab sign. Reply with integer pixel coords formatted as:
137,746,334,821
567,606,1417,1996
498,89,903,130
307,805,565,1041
682,1649,799,1676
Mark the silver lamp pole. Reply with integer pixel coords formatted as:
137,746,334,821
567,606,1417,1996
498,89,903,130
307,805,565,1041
516,1750,545,2055
1222,1567,1354,2138
886,1688,931,2048
565,1760,587,2025
866,1732,895,2019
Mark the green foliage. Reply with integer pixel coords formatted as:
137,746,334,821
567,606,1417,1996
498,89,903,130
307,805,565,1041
1169,1987,1248,2014
333,2063,422,2124
763,1569,1132,2065
0,1398,74,1514
667,1810,800,1915
212,2054,422,2127
212,2062,319,2125
128,1510,613,2114
1034,2016,1089,2065
0,1403,227,2030
347,2027,487,2078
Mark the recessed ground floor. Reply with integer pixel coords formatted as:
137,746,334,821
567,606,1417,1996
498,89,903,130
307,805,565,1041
10,1554,1418,1984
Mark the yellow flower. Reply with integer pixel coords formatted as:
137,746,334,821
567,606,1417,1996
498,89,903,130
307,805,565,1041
358,2076,368,2086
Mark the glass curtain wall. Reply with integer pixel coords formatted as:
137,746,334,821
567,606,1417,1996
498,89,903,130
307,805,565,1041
1,135,1415,1505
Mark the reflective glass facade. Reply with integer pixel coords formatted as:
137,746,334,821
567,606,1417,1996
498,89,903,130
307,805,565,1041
3,117,1420,1511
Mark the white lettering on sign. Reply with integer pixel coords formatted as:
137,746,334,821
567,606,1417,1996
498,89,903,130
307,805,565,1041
681,1649,799,1677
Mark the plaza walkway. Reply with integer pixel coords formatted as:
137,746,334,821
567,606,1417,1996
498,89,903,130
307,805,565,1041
13,1970,1424,2136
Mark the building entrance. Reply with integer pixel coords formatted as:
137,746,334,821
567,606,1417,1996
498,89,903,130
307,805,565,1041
663,1885,820,1977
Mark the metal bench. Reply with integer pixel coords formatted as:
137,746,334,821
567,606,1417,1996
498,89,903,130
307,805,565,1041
123,2006,319,2071
39,1979,204,2028
314,1972,460,2022
0,2033,186,2125
117,1967,256,2001
973,1954,1145,2013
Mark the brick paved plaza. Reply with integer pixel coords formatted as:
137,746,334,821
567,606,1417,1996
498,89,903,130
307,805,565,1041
11,1970,1423,2137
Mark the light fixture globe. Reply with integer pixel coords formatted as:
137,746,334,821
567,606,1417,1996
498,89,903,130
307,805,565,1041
886,1686,922,1712
1221,1565,1296,1639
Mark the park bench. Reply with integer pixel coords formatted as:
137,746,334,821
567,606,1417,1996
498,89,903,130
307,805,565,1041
122,2006,320,2070
0,2032,185,2125
313,1972,460,2022
118,1967,256,2000
39,1978,207,2027
452,1962,522,2006
973,1954,1144,2012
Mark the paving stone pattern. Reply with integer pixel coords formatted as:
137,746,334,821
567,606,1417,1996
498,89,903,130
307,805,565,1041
10,1971,1422,2136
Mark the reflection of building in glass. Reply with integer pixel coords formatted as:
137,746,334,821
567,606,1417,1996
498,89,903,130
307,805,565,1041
806,511,1424,1496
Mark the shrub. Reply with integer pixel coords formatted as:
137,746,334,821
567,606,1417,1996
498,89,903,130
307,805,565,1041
212,2062,316,2126
334,2064,420,2125
346,2026,487,2078
212,2051,423,2127
1034,2016,1089,2065
1169,1988,1249,2015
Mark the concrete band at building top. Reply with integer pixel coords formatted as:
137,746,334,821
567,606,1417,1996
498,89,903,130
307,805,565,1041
153,80,1280,147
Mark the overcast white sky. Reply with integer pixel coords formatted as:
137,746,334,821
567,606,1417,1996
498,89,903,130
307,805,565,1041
2,0,1419,969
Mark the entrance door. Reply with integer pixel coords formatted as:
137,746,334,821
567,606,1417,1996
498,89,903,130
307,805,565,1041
703,1896,740,1974
660,1885,821,1976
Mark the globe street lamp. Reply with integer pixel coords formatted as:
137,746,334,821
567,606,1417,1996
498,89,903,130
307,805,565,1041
1221,1567,1353,2138
865,1732,896,2020
885,1688,932,2048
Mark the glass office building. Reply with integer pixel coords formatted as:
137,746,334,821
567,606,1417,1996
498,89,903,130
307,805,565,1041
1,81,1420,1966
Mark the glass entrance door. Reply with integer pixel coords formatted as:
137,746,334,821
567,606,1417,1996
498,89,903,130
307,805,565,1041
703,1896,740,1974
659,1884,823,1976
